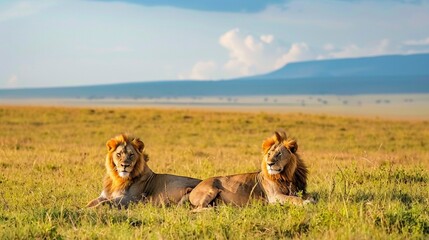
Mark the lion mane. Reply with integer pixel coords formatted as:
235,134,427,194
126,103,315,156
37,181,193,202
102,134,149,198
189,131,310,209
261,131,308,196
87,133,201,208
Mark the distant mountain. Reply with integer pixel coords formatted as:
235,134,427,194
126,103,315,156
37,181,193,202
1,53,428,98
247,53,429,79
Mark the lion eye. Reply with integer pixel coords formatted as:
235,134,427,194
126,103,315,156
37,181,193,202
130,153,134,157
116,153,121,157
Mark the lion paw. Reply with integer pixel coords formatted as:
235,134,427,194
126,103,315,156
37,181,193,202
303,197,316,205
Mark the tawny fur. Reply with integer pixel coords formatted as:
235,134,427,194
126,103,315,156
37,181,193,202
103,134,149,196
261,134,308,194
87,133,201,208
189,131,310,209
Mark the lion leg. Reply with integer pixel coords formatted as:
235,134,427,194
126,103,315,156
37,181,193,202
178,193,190,206
189,179,221,209
177,187,195,206
302,193,317,205
110,195,138,209
86,196,109,208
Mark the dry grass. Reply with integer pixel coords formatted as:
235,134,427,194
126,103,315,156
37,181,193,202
0,106,428,239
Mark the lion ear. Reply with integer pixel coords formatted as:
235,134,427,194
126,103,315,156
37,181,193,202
262,138,275,153
106,139,117,152
274,131,287,142
132,138,145,154
285,139,298,153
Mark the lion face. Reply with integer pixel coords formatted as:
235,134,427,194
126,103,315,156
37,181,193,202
262,131,298,176
264,143,294,175
106,134,146,179
111,143,140,178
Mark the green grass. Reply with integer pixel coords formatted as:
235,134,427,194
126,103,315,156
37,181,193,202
0,106,428,239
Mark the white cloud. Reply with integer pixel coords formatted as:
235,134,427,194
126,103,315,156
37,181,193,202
219,28,313,77
220,28,257,75
274,42,313,69
323,43,335,51
182,28,314,80
327,44,360,58
403,37,429,46
6,74,18,88
376,38,391,53
183,30,427,80
179,61,218,80
323,39,398,59
260,35,274,44
0,0,59,22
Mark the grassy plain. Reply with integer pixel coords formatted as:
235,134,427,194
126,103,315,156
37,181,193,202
0,106,428,239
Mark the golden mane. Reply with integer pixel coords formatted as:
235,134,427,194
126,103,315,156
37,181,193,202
104,134,149,196
87,133,201,208
189,131,311,209
261,132,308,195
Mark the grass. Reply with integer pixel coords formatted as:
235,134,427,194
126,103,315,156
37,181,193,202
0,105,428,239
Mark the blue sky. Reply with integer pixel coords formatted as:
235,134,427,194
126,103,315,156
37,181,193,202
1,0,429,88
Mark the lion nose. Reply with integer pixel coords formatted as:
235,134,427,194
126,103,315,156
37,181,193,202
267,162,275,167
121,163,130,168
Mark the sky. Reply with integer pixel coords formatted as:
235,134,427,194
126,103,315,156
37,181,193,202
1,0,429,89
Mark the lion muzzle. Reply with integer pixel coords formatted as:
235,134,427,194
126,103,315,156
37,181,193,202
267,164,282,175
117,163,131,178
118,171,130,178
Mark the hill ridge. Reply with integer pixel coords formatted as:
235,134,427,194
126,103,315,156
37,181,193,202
1,53,428,98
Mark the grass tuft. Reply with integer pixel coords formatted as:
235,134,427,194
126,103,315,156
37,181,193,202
0,106,428,239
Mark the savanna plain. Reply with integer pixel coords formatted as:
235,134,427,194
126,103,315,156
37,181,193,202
0,106,428,239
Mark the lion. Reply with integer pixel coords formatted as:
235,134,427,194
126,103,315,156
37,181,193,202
87,134,201,208
189,131,310,209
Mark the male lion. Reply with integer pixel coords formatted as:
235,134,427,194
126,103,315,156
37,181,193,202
189,131,310,209
87,134,201,208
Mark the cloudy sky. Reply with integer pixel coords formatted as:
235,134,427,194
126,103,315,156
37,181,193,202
1,0,429,88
